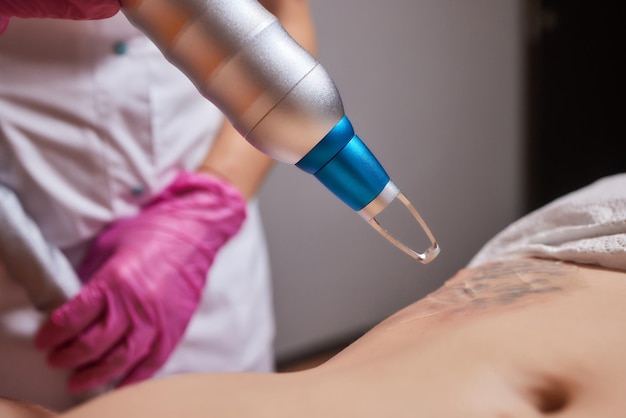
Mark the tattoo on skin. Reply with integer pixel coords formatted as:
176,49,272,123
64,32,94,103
385,258,588,327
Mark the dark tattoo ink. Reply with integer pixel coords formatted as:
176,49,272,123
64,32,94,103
384,258,587,327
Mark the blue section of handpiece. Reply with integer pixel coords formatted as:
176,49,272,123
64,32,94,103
296,116,390,211
296,116,354,174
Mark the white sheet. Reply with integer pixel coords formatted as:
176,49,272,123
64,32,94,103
469,173,626,271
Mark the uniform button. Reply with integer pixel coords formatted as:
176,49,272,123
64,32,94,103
131,184,145,197
113,41,128,55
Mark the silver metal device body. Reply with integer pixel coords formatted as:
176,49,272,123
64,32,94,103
122,0,344,164
122,0,440,263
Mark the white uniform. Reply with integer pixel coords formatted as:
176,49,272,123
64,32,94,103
0,14,275,411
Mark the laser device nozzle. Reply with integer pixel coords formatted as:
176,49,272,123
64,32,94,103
366,192,440,264
296,115,439,263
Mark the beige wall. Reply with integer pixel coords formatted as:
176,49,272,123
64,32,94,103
259,0,526,360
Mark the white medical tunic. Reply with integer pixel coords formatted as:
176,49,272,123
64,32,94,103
0,14,274,411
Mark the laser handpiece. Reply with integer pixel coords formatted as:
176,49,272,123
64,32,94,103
121,0,439,263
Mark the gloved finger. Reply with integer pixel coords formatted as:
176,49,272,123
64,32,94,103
0,16,10,34
47,292,130,368
116,358,162,388
67,0,120,19
117,341,174,387
0,1,120,20
67,326,157,394
34,284,106,350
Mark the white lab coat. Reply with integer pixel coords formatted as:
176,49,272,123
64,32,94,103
0,14,274,411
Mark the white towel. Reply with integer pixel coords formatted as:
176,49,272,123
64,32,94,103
468,173,626,271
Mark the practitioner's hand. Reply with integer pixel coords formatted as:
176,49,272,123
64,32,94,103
0,0,120,34
0,0,120,19
34,171,247,394
0,15,9,33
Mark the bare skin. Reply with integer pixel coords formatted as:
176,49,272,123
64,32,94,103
0,397,55,418
55,258,626,417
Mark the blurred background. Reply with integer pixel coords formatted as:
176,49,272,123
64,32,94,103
259,0,625,365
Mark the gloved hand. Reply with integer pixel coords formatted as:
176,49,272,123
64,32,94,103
34,171,247,394
0,0,120,34
0,15,9,33
0,0,120,19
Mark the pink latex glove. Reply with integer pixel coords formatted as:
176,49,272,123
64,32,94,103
0,0,119,19
0,0,120,34
0,15,9,33
35,171,247,394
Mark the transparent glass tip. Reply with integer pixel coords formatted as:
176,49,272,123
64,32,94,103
367,193,440,264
